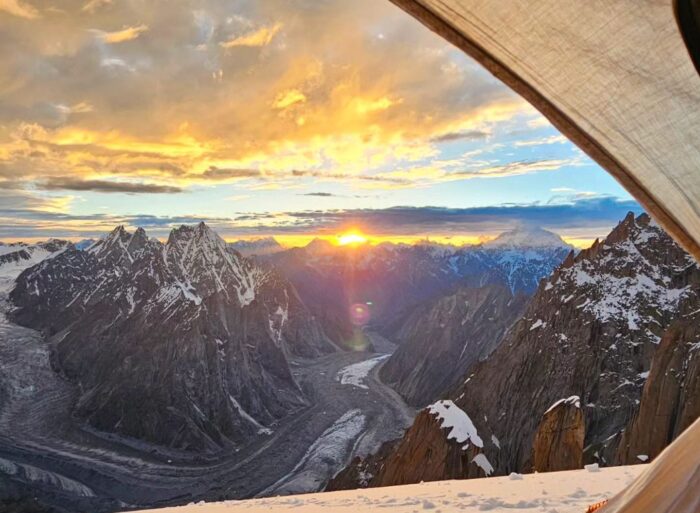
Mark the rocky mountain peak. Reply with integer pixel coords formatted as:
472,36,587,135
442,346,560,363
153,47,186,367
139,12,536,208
88,225,139,263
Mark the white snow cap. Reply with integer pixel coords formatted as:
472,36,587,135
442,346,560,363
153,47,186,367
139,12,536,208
484,226,571,249
427,400,483,448
545,396,581,414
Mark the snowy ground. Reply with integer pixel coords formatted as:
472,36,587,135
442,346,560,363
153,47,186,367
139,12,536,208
136,465,646,513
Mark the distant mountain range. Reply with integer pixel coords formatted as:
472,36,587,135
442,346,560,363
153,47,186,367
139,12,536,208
262,226,571,348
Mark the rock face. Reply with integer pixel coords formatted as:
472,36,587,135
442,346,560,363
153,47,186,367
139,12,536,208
329,401,493,490
446,213,700,474
532,396,584,472
617,311,700,464
10,223,334,452
339,212,700,485
380,284,529,406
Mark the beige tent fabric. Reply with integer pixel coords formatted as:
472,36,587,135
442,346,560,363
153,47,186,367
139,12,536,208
390,0,700,260
602,416,700,513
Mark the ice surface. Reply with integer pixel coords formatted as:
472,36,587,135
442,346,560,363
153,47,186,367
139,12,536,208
337,355,390,389
258,409,366,496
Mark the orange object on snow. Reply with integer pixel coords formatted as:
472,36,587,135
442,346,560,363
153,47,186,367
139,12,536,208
585,500,609,513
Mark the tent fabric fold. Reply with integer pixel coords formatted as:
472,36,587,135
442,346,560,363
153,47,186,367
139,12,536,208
390,0,700,260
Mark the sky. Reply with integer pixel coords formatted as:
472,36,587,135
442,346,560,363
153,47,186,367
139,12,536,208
0,0,641,247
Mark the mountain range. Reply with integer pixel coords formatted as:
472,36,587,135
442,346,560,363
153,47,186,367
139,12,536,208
3,216,697,512
10,223,333,452
329,212,700,489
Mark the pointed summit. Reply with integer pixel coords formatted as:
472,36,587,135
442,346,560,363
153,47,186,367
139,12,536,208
88,225,133,259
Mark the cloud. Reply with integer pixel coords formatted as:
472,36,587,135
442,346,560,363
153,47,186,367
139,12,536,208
0,0,531,196
273,89,307,109
0,192,642,243
82,0,111,13
514,135,568,147
38,177,183,194
198,167,263,180
453,158,577,179
0,0,38,19
220,22,283,48
430,130,490,143
92,24,149,44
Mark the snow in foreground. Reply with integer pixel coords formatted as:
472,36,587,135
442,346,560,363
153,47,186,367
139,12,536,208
136,465,644,513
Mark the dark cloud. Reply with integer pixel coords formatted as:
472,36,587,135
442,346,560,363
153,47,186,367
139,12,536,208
0,194,641,241
38,177,184,194
430,130,490,143
198,167,263,180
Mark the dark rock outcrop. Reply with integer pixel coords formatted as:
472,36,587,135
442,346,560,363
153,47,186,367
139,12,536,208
532,396,584,472
327,400,494,490
10,223,334,452
617,312,700,464
380,284,529,406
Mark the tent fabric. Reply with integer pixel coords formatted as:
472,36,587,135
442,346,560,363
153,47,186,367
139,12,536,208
390,0,700,260
602,416,700,513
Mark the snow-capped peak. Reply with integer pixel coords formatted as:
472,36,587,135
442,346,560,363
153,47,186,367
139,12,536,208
484,226,571,250
229,237,283,257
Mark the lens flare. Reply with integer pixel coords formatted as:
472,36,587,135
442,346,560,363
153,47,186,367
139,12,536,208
349,303,371,326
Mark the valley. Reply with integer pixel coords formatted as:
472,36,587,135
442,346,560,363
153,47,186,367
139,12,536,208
0,302,414,512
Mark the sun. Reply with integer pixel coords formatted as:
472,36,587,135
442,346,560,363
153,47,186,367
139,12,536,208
337,232,368,246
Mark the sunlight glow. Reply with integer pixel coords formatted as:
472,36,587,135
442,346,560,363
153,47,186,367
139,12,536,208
337,232,368,246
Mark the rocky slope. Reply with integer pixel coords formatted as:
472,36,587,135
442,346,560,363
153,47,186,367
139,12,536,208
328,400,492,490
380,284,529,406
333,212,700,487
9,223,334,452
616,308,700,464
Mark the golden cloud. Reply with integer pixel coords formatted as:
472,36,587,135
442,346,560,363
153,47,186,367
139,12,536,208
94,24,149,44
0,0,562,203
0,0,38,19
220,22,283,48
273,89,307,110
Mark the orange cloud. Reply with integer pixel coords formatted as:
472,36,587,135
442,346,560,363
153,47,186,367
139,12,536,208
220,22,283,48
0,0,38,19
94,24,149,44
